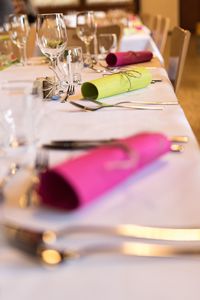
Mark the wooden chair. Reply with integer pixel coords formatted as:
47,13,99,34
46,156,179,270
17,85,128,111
140,13,154,31
67,24,122,55
156,16,170,54
151,14,162,45
167,26,191,94
141,14,169,54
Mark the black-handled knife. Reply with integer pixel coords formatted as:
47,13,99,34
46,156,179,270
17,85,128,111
42,136,188,151
42,139,115,150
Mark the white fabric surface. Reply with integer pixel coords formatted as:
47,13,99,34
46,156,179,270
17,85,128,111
120,33,164,64
0,62,200,300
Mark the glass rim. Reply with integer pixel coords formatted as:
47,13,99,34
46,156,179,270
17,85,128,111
76,11,95,16
37,13,64,17
8,13,29,21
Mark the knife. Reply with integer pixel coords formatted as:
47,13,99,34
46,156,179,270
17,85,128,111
42,139,115,150
42,136,188,151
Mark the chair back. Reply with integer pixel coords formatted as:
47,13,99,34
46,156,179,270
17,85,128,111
140,13,154,31
156,16,170,54
168,26,191,94
152,14,162,45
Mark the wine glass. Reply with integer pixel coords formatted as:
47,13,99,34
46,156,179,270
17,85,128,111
76,11,96,67
98,33,117,59
36,13,67,80
0,80,43,170
8,14,30,66
0,80,47,206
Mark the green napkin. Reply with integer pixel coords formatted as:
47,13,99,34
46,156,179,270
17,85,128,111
81,67,152,100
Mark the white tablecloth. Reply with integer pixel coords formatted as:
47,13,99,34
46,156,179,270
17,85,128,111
0,62,200,300
120,32,164,64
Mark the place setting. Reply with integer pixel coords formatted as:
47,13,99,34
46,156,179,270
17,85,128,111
1,5,200,299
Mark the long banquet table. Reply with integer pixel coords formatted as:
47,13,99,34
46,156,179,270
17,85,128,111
1,41,200,300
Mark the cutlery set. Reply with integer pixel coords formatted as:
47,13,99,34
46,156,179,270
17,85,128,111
1,138,188,264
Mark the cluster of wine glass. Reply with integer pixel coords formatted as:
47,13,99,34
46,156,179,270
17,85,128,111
36,11,97,95
7,11,117,95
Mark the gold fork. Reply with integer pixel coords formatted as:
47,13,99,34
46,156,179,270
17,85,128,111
39,241,200,265
4,222,200,265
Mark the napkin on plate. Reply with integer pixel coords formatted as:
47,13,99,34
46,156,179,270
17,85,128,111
106,51,153,67
81,67,152,100
38,132,171,210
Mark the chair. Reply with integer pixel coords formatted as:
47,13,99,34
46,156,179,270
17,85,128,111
141,14,170,54
156,16,170,54
151,14,162,46
67,24,122,55
140,13,154,31
167,26,191,94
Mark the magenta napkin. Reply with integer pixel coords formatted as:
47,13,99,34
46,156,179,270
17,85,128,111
106,51,153,67
38,132,171,210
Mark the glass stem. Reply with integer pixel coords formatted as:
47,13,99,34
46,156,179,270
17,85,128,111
50,57,63,85
84,42,92,67
85,43,90,58
19,43,27,66
51,57,58,69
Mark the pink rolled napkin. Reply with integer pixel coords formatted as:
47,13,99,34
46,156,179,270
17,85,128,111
106,51,153,67
38,132,171,210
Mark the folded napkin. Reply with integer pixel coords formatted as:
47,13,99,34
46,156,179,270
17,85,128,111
81,67,152,100
38,132,171,210
106,51,153,67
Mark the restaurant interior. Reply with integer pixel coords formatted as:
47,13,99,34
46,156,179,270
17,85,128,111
0,0,200,299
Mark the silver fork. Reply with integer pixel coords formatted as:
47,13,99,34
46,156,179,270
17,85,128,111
92,99,176,106
61,85,75,103
69,100,163,111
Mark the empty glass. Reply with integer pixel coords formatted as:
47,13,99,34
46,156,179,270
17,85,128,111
76,11,96,67
98,33,117,59
0,80,42,168
36,13,67,77
8,14,30,66
67,46,83,85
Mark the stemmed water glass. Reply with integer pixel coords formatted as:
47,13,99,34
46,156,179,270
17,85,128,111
76,11,96,67
36,13,67,82
8,14,30,66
